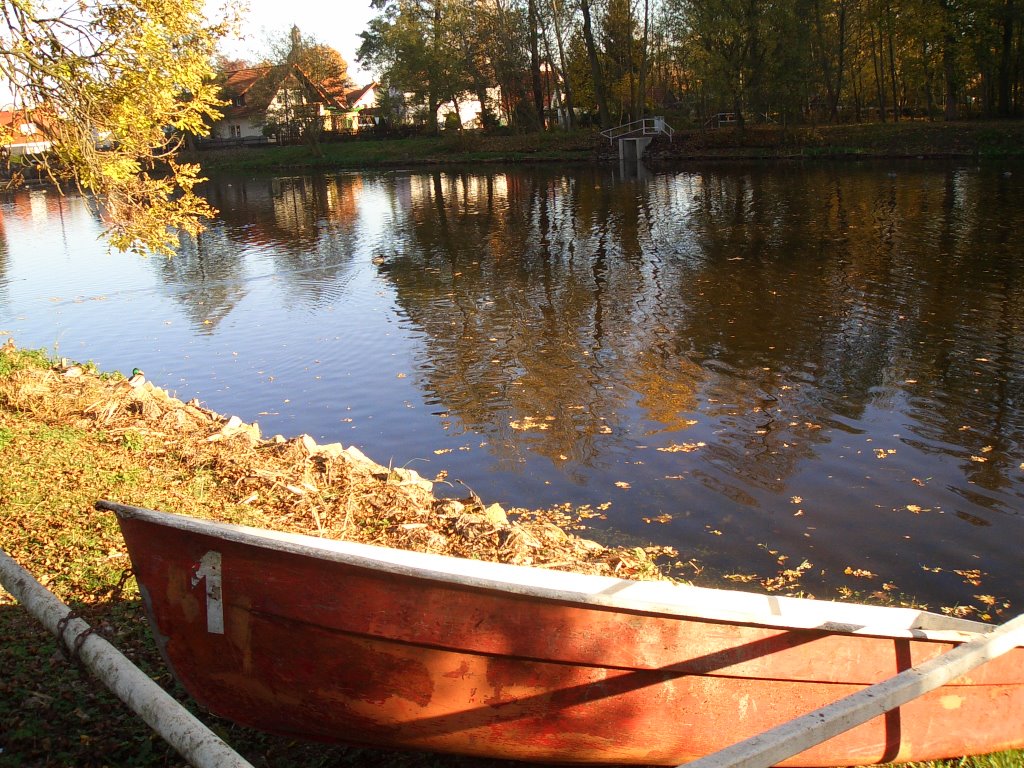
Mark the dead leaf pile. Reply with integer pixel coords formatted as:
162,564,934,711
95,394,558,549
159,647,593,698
0,345,670,581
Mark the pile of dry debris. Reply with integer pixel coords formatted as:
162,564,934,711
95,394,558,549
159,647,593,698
2,344,676,581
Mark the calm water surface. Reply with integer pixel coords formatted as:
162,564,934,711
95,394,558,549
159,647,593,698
3,161,1023,613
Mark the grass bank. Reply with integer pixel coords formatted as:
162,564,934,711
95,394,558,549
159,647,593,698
190,121,1024,175
0,344,1020,767
193,129,603,174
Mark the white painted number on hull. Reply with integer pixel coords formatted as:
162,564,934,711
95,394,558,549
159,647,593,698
191,551,224,634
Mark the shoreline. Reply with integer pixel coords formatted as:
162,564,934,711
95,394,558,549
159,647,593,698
2,330,1020,766
0,344,673,765
187,121,1024,175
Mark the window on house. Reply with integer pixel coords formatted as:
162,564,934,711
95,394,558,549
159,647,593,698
230,125,242,138
19,122,36,135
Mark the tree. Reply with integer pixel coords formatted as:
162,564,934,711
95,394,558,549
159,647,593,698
0,0,233,254
580,0,612,128
528,0,547,127
252,26,353,150
601,0,640,122
673,0,772,130
359,0,470,132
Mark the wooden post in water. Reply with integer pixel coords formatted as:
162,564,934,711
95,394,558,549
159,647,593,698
0,547,254,768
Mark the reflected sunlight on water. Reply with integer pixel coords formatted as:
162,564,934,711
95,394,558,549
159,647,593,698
3,161,1023,614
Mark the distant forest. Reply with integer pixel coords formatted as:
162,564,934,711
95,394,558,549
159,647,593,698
357,0,1023,130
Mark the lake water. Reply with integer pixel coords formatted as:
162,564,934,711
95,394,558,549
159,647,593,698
3,160,1023,615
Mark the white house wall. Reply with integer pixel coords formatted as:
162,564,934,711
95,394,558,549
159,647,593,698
212,116,263,140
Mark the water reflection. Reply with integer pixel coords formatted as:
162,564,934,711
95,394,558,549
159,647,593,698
3,162,1023,614
376,162,1024,605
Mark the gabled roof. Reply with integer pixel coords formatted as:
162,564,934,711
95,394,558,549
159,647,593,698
218,64,356,118
345,83,377,108
0,108,51,145
287,67,347,109
221,65,277,99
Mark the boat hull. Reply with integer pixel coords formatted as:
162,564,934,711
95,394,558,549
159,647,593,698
111,505,1024,766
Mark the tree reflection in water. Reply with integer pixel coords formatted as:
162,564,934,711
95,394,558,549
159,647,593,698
4,162,1023,614
373,163,1024,611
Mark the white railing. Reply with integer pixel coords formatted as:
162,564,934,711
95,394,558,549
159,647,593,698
601,116,674,143
704,112,739,129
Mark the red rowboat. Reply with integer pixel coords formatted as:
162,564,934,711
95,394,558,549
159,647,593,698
101,500,1024,766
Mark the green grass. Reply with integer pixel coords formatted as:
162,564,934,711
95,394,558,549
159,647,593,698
906,753,1024,767
192,129,602,174
0,346,51,377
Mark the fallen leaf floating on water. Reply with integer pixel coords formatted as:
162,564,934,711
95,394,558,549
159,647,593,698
657,442,706,453
844,567,877,579
724,573,759,583
954,568,985,586
762,560,813,592
615,481,631,489
906,504,925,513
790,496,802,504
642,513,673,524
510,416,552,431
433,448,452,455
874,448,896,459
942,605,977,618
982,445,994,453
970,455,988,463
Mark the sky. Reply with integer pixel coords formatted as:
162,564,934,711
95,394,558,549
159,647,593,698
212,0,379,83
0,0,379,107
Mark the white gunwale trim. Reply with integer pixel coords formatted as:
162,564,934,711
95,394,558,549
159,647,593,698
98,500,987,642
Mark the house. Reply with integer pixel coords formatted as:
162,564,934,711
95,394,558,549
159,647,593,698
334,83,379,132
0,109,52,156
211,66,272,141
209,64,377,143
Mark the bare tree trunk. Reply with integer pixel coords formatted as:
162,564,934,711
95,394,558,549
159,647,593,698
539,12,567,128
872,21,887,122
528,0,546,129
998,0,1015,116
580,0,612,128
943,29,957,119
886,3,900,122
636,0,650,119
546,0,576,128
834,1,848,122
430,1,443,134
